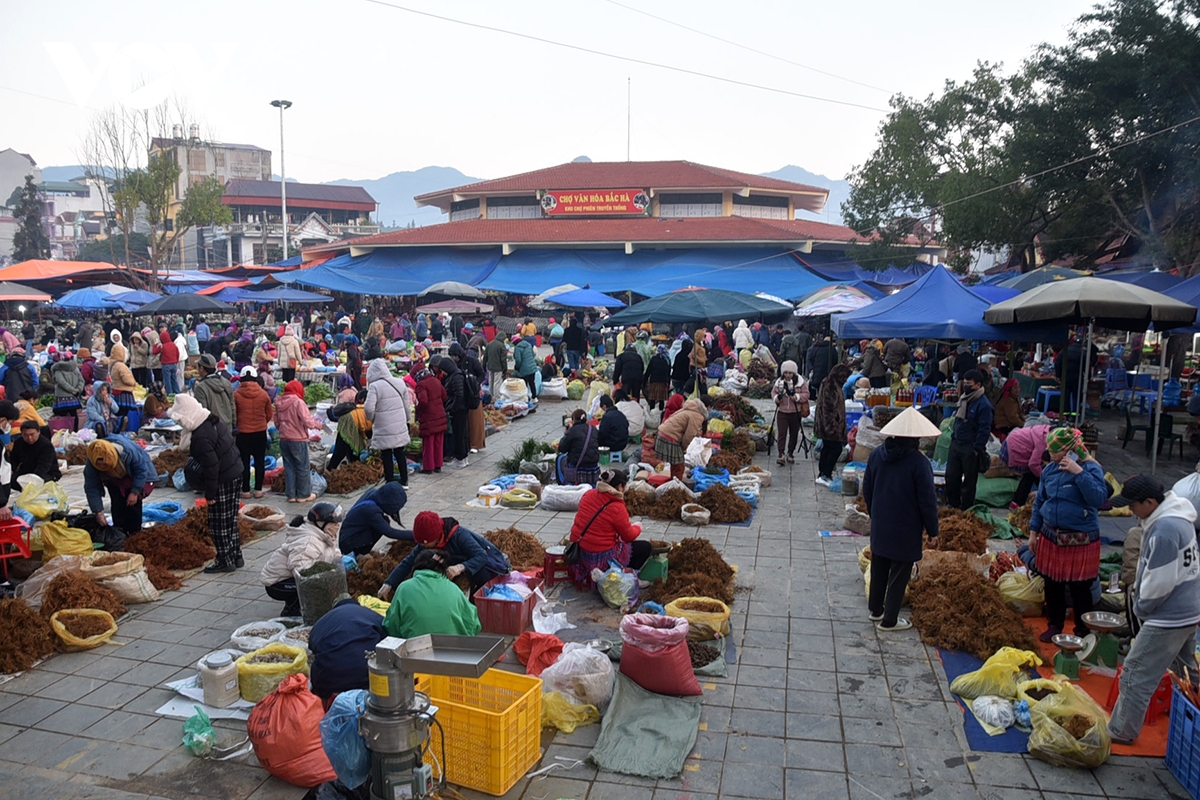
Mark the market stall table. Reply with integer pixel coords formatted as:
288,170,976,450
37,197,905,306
1014,372,1059,400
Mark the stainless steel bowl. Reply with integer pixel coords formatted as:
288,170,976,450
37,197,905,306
583,638,612,653
1080,611,1126,632
1051,633,1086,652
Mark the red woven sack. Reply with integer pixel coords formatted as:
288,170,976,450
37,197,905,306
247,673,337,787
618,613,702,696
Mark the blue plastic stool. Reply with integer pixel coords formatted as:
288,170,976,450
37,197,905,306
1036,387,1061,413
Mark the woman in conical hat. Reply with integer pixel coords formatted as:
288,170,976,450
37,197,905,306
861,407,942,632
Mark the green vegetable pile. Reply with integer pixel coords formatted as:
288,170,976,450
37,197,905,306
305,382,334,405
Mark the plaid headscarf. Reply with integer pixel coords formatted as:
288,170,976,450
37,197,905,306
1046,427,1089,459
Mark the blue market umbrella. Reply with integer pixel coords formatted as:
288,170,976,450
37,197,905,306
597,287,792,326
55,285,123,311
102,289,161,310
544,288,626,308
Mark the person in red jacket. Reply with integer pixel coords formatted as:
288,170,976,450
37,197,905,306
413,364,448,474
567,468,651,586
155,326,181,395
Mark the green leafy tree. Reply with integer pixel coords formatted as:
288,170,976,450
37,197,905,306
74,232,151,265
843,0,1200,274
129,160,232,288
10,175,50,262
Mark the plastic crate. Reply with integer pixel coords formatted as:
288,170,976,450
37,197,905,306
1168,684,1200,799
415,669,542,796
472,577,543,636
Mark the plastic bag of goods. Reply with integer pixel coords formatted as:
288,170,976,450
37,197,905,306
972,695,1016,729
294,561,348,626
542,690,600,733
738,466,771,487
500,488,538,509
664,596,731,640
541,484,590,512
653,477,692,497
97,570,160,604
593,562,639,609
50,609,118,651
499,378,531,404
232,621,288,652
996,571,1045,617
541,378,569,399
680,503,711,526
239,504,288,531
40,519,93,559
320,690,371,788
14,554,88,609
15,478,69,519
1017,677,1068,708
566,380,586,401
248,673,337,787
540,642,616,712
684,437,713,469
1027,681,1112,769
237,643,310,703
949,647,1043,700
618,613,703,696
79,551,144,581
843,503,871,536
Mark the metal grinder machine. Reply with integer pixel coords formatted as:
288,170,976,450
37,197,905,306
359,634,505,800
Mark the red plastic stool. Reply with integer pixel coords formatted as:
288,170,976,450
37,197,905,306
0,520,31,581
1105,665,1175,725
542,548,571,588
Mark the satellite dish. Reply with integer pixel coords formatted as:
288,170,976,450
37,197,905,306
572,155,592,163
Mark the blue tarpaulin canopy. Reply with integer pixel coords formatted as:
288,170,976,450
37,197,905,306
544,288,626,308
237,287,333,303
968,285,1021,305
1100,269,1182,292
478,248,830,300
833,266,1068,341
277,248,500,296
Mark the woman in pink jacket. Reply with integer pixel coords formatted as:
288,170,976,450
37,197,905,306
1000,423,1053,507
276,380,321,503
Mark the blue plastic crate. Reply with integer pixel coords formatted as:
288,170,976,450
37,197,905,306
1167,684,1200,799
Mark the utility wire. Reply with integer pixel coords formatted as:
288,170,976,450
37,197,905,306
361,0,889,113
601,0,894,95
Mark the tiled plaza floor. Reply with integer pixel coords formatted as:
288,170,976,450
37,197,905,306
0,396,1190,799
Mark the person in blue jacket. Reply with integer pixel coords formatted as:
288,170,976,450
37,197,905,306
944,369,994,509
84,435,156,532
338,482,412,556
1030,427,1108,641
377,510,510,599
861,407,941,632
308,595,387,702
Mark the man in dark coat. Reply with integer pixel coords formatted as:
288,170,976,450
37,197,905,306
597,395,629,452
862,407,941,631
612,343,645,401
338,483,411,555
563,318,587,375
309,597,387,701
435,356,470,467
171,394,243,572
807,334,836,391
2,421,61,505
945,369,994,510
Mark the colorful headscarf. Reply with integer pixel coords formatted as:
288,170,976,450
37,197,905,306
1046,427,1089,459
87,439,124,476
999,378,1020,399
656,344,667,355
284,380,306,400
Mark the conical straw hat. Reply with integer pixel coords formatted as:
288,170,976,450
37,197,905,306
878,406,942,438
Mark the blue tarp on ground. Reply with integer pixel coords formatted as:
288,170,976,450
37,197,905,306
278,248,501,296
478,248,831,300
832,265,1069,341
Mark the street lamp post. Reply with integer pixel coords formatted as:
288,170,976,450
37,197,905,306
270,99,292,261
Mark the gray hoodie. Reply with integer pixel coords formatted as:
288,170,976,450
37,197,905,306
1134,492,1200,628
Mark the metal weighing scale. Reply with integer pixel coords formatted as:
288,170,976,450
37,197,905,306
1079,611,1125,669
1051,633,1085,680
359,634,506,800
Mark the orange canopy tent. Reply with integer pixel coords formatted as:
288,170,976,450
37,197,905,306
0,260,125,282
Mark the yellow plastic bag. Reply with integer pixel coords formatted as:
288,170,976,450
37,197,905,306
1100,473,1133,516
50,609,117,651
41,519,94,560
542,690,599,733
664,596,731,640
236,643,309,703
16,480,69,519
357,595,389,616
1016,677,1068,709
1027,681,1112,768
949,647,1043,700
996,571,1045,617
857,546,872,574
707,418,734,437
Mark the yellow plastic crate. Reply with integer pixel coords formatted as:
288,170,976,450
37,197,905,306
415,669,542,796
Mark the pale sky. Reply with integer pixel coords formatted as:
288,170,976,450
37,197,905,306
1,0,1096,185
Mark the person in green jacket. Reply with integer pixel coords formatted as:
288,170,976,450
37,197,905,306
512,335,537,399
384,549,481,638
